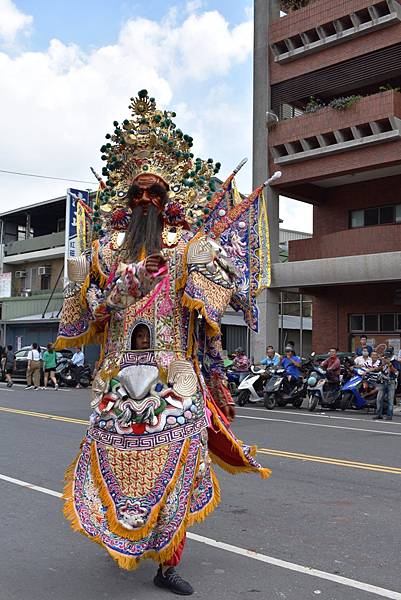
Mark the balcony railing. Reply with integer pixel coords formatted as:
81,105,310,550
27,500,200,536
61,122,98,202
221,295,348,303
271,0,401,63
288,223,401,261
269,90,401,186
5,231,65,256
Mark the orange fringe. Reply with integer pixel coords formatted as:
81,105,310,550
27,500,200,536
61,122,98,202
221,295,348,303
63,440,221,571
89,438,191,542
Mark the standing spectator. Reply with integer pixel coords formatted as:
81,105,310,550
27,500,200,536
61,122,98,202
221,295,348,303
0,344,6,375
355,335,373,356
322,347,341,383
373,347,400,421
260,345,281,368
354,348,371,368
4,345,15,388
42,343,58,390
71,346,85,388
26,343,42,390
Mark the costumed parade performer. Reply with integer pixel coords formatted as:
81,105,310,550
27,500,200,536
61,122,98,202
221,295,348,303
56,90,274,595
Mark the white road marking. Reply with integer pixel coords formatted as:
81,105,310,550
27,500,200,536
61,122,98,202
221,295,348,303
1,473,401,599
0,473,62,498
238,405,401,425
236,414,401,436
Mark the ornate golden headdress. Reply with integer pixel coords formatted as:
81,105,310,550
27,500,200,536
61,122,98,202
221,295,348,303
96,90,221,229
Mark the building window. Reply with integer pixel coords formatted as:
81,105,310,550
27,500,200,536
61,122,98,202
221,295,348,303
364,314,379,331
350,210,364,228
350,204,401,228
350,313,401,333
380,313,395,332
17,225,34,240
40,274,51,291
364,208,379,227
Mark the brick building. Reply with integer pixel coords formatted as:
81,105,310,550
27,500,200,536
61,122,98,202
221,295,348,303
253,0,401,356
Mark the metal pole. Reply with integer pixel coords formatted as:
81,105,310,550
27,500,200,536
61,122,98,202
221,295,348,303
300,293,304,357
64,192,70,287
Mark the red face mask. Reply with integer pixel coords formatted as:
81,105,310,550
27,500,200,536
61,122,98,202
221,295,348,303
129,183,167,212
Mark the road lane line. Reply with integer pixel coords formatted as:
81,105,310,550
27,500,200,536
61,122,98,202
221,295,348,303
238,406,401,425
258,450,401,475
0,405,87,425
1,405,401,474
0,473,400,600
237,414,401,436
0,474,62,498
259,448,401,471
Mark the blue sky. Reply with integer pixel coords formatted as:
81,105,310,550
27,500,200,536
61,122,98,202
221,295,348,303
0,0,312,231
17,1,251,51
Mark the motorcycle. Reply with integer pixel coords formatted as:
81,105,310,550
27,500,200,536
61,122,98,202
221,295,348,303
263,366,305,410
340,367,372,411
306,366,342,411
236,366,269,406
55,358,91,388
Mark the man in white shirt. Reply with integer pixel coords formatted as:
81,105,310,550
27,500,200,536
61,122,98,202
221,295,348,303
354,348,371,368
71,347,85,388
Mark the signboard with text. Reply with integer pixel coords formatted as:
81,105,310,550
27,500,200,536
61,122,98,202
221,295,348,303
0,272,12,298
64,189,90,284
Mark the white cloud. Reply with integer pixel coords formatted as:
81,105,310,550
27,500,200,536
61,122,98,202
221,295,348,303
0,0,32,44
0,8,255,214
186,0,204,13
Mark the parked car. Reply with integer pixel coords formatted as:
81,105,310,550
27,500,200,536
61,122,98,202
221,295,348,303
5,346,73,383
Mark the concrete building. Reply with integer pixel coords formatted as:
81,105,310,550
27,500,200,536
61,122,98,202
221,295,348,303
0,197,66,347
254,0,401,356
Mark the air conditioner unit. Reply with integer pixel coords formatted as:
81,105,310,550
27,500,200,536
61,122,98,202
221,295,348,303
20,289,32,297
15,270,27,279
38,266,51,276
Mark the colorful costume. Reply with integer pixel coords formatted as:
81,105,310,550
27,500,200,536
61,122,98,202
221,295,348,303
57,90,271,571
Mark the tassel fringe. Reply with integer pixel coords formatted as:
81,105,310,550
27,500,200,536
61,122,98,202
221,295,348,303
89,439,191,542
62,440,221,571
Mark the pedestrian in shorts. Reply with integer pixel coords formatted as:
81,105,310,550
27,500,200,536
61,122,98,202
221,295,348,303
3,345,15,388
42,343,58,390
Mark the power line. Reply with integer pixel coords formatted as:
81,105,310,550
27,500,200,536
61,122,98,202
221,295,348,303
0,168,95,185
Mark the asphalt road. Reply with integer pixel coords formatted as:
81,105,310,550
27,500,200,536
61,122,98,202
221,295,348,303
1,385,401,600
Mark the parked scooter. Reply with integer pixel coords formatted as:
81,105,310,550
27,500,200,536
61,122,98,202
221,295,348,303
236,366,269,406
340,367,370,410
306,366,342,411
55,357,91,388
263,366,305,410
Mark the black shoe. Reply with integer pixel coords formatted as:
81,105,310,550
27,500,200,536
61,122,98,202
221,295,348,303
154,566,194,596
385,416,393,421
372,415,383,420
